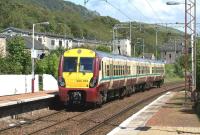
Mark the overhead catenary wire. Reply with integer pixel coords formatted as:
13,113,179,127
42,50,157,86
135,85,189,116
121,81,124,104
144,0,163,23
85,0,132,21
127,0,151,23
103,0,133,21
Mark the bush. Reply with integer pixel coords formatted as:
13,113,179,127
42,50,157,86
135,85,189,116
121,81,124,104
0,36,31,74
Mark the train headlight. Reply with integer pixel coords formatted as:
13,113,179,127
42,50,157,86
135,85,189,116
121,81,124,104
58,77,66,87
89,77,98,88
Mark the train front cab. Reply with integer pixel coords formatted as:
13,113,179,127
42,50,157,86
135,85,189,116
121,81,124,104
58,49,100,105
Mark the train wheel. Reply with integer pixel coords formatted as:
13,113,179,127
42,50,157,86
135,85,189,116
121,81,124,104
119,88,126,99
141,84,145,92
132,86,136,93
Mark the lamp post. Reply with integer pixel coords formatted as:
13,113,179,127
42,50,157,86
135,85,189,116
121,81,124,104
155,26,158,59
166,0,196,101
32,22,49,93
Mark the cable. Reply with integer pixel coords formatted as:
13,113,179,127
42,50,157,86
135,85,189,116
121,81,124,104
127,0,151,23
103,0,133,21
144,0,163,23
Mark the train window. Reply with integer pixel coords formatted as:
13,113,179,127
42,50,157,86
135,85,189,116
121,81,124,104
110,64,113,76
106,65,110,76
102,62,104,77
80,58,94,72
128,66,130,74
63,57,77,72
122,66,123,75
113,65,115,76
120,65,122,75
116,65,119,76
119,65,121,76
118,65,120,76
99,61,101,70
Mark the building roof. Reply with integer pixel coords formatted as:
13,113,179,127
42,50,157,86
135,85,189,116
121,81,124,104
1,27,73,40
6,36,48,50
23,36,48,50
160,41,183,52
1,27,111,45
0,34,6,38
143,53,155,60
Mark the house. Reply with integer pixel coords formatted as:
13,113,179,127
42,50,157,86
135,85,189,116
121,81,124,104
1,35,48,58
143,53,155,60
0,34,6,57
112,39,131,56
22,36,48,53
1,27,111,51
1,27,73,50
160,40,183,64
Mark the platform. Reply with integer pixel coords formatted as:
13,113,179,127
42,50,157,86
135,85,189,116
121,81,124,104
0,90,58,108
108,91,200,135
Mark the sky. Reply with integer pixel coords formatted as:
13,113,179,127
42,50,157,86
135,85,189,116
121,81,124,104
66,0,200,33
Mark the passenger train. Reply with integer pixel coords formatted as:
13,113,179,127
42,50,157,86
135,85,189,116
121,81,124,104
58,48,165,106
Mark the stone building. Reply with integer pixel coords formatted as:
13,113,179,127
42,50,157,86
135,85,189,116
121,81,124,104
0,34,6,57
113,39,131,56
160,40,183,64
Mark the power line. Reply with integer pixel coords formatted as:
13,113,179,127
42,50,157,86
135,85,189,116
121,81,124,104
103,0,132,21
144,0,163,23
85,0,132,21
127,0,151,22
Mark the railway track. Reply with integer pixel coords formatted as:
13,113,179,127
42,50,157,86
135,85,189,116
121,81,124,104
0,105,93,135
80,84,184,135
0,83,184,135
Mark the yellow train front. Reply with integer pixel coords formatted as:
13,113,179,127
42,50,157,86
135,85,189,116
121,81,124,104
58,48,100,105
58,48,165,106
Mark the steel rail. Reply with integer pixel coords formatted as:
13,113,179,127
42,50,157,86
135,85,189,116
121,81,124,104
80,84,184,135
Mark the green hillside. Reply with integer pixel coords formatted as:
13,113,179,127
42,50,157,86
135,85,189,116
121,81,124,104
0,0,183,55
0,0,119,41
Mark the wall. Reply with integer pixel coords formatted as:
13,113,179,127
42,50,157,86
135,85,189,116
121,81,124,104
113,39,131,56
0,37,6,57
0,74,59,96
0,75,39,96
43,74,58,91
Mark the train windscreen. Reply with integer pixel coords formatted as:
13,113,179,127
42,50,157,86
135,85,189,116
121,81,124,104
63,57,77,72
79,58,93,72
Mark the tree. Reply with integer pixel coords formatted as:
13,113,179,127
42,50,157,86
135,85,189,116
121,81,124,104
35,47,63,78
96,45,111,53
0,36,31,74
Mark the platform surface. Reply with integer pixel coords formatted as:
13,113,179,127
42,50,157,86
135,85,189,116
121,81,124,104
0,90,58,107
108,91,200,135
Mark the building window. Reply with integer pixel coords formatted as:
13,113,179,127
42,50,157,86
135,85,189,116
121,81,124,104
66,41,68,48
38,38,42,43
164,51,166,55
51,40,55,46
169,54,171,59
59,40,62,47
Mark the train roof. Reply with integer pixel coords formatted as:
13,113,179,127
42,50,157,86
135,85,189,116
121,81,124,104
95,50,165,64
63,48,164,64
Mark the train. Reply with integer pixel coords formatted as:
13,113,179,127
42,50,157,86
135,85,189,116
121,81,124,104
58,48,165,106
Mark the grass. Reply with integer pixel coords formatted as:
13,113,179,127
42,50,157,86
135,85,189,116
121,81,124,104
164,76,184,83
164,64,184,83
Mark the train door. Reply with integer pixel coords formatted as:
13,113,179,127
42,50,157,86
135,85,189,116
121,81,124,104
76,57,94,88
124,60,128,86
108,57,113,89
